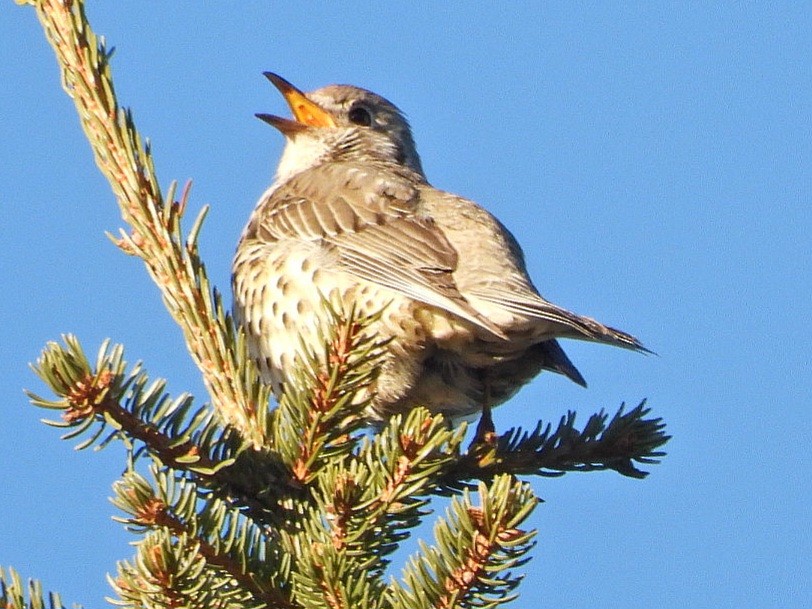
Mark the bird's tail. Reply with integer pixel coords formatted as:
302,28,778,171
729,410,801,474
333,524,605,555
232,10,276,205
551,307,652,354
533,339,588,386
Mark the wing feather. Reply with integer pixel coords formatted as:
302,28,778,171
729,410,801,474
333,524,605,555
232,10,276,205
468,285,648,352
248,162,506,338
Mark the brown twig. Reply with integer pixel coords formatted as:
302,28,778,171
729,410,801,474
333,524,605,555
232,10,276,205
29,0,268,446
140,500,294,609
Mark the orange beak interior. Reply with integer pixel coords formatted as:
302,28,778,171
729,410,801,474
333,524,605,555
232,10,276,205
264,72,335,128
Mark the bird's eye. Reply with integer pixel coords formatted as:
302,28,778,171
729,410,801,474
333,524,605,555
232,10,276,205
348,105,373,126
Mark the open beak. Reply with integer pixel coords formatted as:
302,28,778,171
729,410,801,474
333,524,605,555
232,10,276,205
256,72,336,134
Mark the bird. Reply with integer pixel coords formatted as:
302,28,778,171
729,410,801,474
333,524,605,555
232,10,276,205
232,72,647,429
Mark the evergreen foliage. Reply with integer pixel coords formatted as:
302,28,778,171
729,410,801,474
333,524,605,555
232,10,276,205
6,1,669,607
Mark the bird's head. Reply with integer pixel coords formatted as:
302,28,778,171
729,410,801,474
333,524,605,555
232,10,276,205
257,72,424,182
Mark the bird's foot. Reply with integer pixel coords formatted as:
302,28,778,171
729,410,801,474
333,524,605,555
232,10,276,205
469,402,498,466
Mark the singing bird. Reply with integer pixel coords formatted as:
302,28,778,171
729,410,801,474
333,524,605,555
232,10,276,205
232,73,646,426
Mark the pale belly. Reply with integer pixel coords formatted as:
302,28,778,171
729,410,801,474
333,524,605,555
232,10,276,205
233,240,539,421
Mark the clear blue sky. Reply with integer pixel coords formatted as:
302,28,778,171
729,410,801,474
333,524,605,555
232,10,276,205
2,3,810,608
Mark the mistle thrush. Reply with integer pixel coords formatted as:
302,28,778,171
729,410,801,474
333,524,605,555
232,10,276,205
232,73,646,423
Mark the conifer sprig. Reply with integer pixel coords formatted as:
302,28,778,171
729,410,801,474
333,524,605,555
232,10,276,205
0,568,67,609
111,470,292,609
28,336,231,471
20,0,268,447
270,303,389,485
390,475,537,609
448,401,670,483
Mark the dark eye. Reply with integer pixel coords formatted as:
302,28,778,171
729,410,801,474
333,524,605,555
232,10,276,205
348,105,373,126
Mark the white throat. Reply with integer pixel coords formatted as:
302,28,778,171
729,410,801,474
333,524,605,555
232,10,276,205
275,135,332,183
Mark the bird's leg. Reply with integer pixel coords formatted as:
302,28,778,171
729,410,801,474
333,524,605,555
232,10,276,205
473,399,495,445
470,373,498,460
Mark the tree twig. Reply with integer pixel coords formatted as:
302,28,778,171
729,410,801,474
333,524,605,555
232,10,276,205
27,0,269,447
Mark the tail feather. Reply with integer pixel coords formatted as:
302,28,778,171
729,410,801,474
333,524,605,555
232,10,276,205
526,302,652,354
568,313,652,354
534,339,588,387
464,287,650,353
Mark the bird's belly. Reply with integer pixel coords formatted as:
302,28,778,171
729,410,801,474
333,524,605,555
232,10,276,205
397,338,543,419
233,240,431,403
233,240,543,421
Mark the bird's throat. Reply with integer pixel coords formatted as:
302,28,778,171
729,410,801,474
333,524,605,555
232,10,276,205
275,135,333,183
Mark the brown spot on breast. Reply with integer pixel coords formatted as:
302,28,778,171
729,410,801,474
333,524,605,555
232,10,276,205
280,353,292,370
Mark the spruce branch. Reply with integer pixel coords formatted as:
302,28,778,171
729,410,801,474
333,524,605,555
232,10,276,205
389,475,537,609
26,335,307,524
352,409,466,553
359,409,464,517
25,0,268,447
281,507,382,609
280,408,466,607
28,335,228,470
271,302,389,485
448,401,669,483
263,403,461,606
111,470,293,609
110,530,261,609
0,567,68,609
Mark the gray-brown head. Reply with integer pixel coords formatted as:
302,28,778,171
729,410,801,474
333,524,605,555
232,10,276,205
257,72,424,183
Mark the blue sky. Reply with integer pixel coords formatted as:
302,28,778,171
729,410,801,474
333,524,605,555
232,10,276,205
2,3,810,608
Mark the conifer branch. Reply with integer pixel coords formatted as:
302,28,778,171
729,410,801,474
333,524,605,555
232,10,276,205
0,567,68,609
448,401,669,483
389,475,537,609
110,530,265,609
27,335,303,524
271,303,389,485
28,336,227,470
265,409,464,609
289,410,466,586
24,0,268,447
111,471,293,609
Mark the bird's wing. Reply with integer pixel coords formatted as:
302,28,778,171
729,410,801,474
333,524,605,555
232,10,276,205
414,187,648,352
248,163,506,338
467,282,648,352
